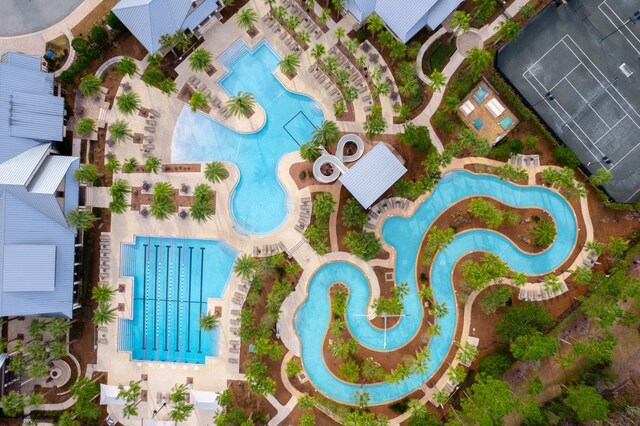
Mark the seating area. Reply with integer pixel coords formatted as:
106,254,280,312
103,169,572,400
457,79,519,144
187,75,231,120
294,197,312,234
364,197,413,231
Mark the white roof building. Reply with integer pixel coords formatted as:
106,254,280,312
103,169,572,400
112,0,222,53
346,0,464,42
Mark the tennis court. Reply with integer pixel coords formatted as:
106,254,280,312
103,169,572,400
497,0,640,202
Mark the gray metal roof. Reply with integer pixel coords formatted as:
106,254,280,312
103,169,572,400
346,0,463,42
0,52,41,70
9,91,64,141
113,0,219,53
3,245,56,292
339,143,407,208
0,53,79,318
182,0,219,30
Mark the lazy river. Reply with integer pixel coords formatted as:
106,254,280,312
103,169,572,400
295,170,577,404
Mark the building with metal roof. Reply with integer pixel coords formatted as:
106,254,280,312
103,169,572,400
346,0,463,42
112,0,222,53
339,142,407,209
0,52,80,318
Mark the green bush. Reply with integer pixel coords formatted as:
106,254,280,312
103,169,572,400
432,110,455,133
607,202,633,211
60,70,76,85
355,27,369,43
553,145,581,168
399,123,435,154
85,46,101,61
479,352,513,379
105,11,126,32
89,25,109,49
491,138,523,160
71,37,89,54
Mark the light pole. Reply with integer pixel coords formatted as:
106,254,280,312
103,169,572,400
152,402,167,418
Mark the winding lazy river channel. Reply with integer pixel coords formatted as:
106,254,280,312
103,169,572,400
294,170,578,405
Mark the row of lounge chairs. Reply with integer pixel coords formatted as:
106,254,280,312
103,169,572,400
309,62,343,104
252,242,287,257
518,280,569,302
281,0,322,39
99,232,111,281
509,154,540,168
364,197,412,231
295,196,312,234
328,46,367,90
262,15,304,56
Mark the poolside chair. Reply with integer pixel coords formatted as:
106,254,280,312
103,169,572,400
232,297,243,305
188,76,197,84
144,126,155,133
229,347,240,354
203,89,212,97
230,319,240,326
146,119,157,126
279,32,287,40
228,358,239,364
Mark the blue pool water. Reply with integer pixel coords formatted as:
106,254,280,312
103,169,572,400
118,236,238,363
172,39,324,234
295,170,577,404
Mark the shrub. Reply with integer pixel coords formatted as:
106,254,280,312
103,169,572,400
432,110,455,133
105,11,126,32
479,352,513,378
89,25,109,49
343,231,381,260
355,27,369,43
399,123,435,155
299,170,306,179
71,37,89,54
85,46,101,61
553,145,581,168
479,286,513,314
497,303,554,342
491,138,523,160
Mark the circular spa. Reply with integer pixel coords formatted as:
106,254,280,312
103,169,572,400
294,170,578,405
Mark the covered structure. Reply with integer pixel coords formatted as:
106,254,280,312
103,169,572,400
100,384,127,405
189,389,222,412
0,52,80,317
345,0,463,42
112,0,222,53
339,143,407,209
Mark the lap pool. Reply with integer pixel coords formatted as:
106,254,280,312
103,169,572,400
295,170,577,404
118,236,237,363
172,39,324,234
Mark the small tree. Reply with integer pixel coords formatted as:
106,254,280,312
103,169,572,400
530,219,555,246
0,391,25,417
198,311,219,331
74,118,96,137
66,209,95,231
510,331,558,363
342,197,368,229
285,358,302,377
226,91,255,117
236,8,258,32
311,43,326,61
564,385,609,422
122,158,138,173
188,48,213,73
109,120,132,143
144,156,161,174
311,120,340,147
479,286,512,314
116,91,140,115
495,19,521,43
116,56,137,77
313,192,336,219
279,54,300,76
94,303,117,325
204,161,227,183
364,104,387,138
92,282,115,304
300,141,321,162
189,91,209,112
78,75,102,97
589,167,613,187
450,11,471,33
343,231,381,261
234,253,258,279
74,163,99,184
47,318,71,339
160,79,178,96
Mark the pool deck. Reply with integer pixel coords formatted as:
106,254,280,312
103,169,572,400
92,0,589,423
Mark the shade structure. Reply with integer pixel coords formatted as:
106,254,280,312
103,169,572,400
339,142,407,209
190,389,222,412
100,384,127,405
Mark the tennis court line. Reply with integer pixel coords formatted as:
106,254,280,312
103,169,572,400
564,77,611,130
599,0,640,56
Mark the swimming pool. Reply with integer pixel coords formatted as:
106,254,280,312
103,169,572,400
172,39,324,234
295,170,577,404
118,236,238,363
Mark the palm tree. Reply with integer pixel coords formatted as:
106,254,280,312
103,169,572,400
495,19,521,43
285,15,300,32
371,79,390,98
147,52,163,67
237,8,258,32
49,341,68,359
311,120,340,148
428,70,447,92
334,27,345,43
188,48,213,73
226,91,255,118
66,209,95,231
116,57,137,77
109,120,132,143
109,196,128,214
116,91,140,115
300,141,321,162
47,318,70,339
74,163,99,184
590,167,613,186
234,253,258,279
366,14,384,35
106,157,121,174
467,48,494,75
78,75,102,97
94,303,117,326
92,282,115,305
159,33,176,51
279,54,300,76
74,118,96,137
311,44,326,61
317,8,331,25
204,161,228,183
144,156,161,174
170,384,190,403
297,31,311,47
322,55,339,75
160,78,178,96
150,182,176,220
198,312,219,331
28,319,47,340
0,391,25,417
110,179,130,197
264,0,276,13
122,158,138,173
190,184,214,223
189,91,209,112
272,5,287,21
173,31,193,53
344,39,359,58
449,11,471,34
57,412,79,426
